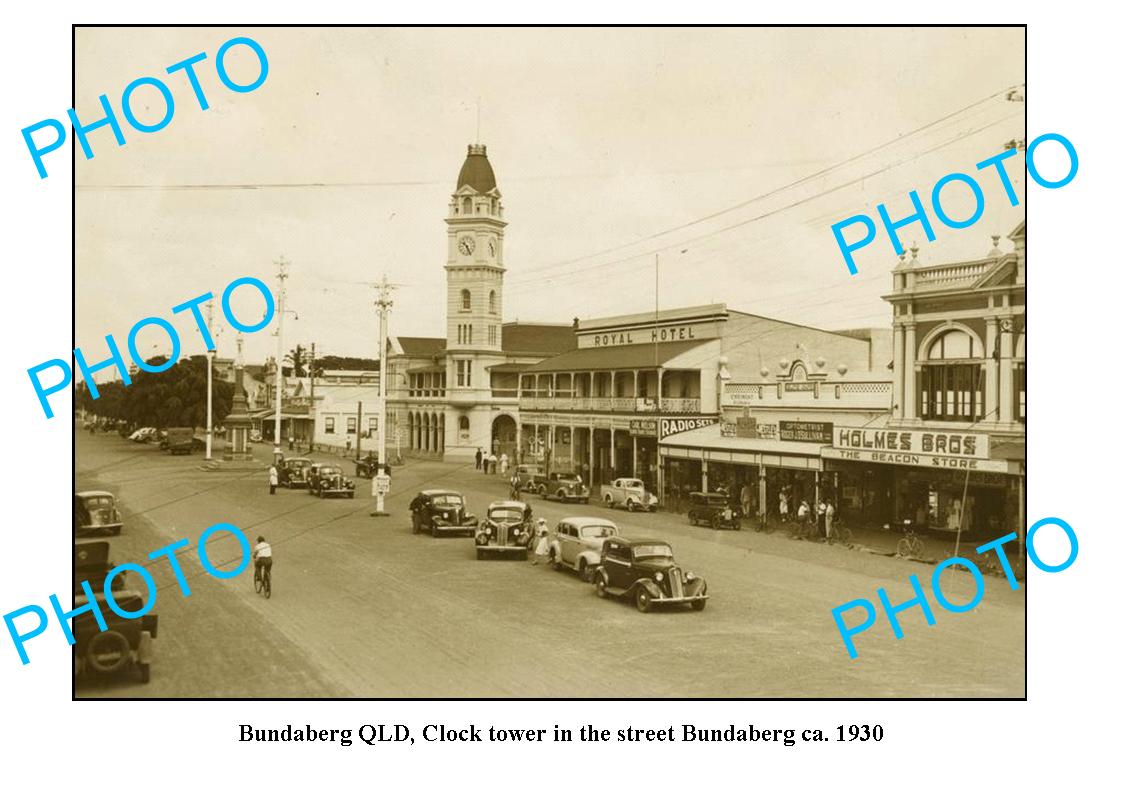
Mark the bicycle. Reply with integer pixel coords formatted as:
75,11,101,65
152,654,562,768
830,518,853,547
253,560,272,599
896,524,925,559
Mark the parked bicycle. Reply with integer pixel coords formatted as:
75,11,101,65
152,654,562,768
894,520,925,559
830,517,853,546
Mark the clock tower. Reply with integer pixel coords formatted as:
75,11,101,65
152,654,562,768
445,143,505,353
443,143,508,460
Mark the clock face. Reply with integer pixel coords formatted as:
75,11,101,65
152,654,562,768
488,239,497,257
458,236,475,256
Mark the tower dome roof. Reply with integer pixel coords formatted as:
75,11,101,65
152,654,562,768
456,144,497,193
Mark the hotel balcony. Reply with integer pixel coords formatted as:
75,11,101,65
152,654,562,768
519,394,701,414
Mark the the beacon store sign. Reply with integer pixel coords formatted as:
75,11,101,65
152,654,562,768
821,426,1009,472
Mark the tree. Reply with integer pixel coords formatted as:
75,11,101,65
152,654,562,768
285,344,306,377
119,356,233,429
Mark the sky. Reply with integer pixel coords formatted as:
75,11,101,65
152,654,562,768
75,26,1025,368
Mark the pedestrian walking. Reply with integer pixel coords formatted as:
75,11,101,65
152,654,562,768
510,473,521,500
288,435,294,452
475,448,483,470
825,500,835,544
531,518,550,565
482,455,489,474
817,499,828,541
739,482,752,519
499,452,509,475
489,452,498,474
779,490,790,523
268,464,278,495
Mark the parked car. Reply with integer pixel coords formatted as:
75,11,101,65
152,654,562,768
74,491,123,536
314,469,355,499
128,427,157,443
538,472,589,503
278,457,312,488
308,464,348,496
409,490,477,536
512,464,547,491
164,426,195,455
354,453,392,478
475,500,532,560
600,478,659,512
547,516,619,581
73,541,157,683
594,537,709,612
687,491,742,530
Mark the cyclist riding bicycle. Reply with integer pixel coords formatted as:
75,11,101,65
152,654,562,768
253,535,273,583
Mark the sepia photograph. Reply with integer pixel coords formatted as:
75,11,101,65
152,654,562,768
71,25,1027,698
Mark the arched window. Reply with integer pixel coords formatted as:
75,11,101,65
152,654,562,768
460,289,471,311
489,290,496,314
920,328,984,422
1015,332,1026,423
462,197,471,214
790,362,807,381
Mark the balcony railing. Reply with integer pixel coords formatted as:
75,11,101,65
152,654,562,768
912,260,992,289
518,395,701,414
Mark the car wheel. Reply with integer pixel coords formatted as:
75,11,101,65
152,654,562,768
595,572,610,598
548,548,561,571
578,560,590,582
626,500,635,512
732,520,741,531
896,538,910,557
136,661,151,683
412,514,421,534
604,495,613,506
635,589,652,613
476,549,484,560
688,514,696,526
691,598,707,612
538,485,547,497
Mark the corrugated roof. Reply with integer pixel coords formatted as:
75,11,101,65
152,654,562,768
396,336,445,357
524,340,706,372
502,323,576,355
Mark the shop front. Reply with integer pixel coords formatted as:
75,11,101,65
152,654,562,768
822,425,1024,540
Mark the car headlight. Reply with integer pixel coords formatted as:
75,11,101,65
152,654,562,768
685,571,696,581
475,532,489,545
655,572,664,582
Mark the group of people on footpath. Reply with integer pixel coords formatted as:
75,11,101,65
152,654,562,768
474,447,509,475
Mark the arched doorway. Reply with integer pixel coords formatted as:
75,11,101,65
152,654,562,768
491,414,517,463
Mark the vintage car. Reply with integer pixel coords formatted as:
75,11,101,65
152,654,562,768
475,500,532,560
164,426,195,455
409,490,477,537
128,427,158,443
547,516,619,581
600,478,659,512
313,468,355,498
278,457,312,488
537,472,589,503
594,537,708,612
687,491,742,530
308,464,350,496
74,491,123,536
513,464,547,491
73,542,156,683
354,453,392,479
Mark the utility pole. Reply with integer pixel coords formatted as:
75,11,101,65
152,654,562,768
205,298,216,461
273,256,289,463
307,342,316,454
371,274,394,516
356,400,363,461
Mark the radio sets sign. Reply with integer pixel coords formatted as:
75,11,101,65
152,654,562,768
659,416,717,439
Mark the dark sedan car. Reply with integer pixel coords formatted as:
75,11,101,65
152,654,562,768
355,453,392,479
474,500,532,560
539,472,589,503
278,457,312,488
687,491,742,530
409,490,477,537
594,537,708,612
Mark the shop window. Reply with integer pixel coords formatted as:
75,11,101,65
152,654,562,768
920,364,983,421
325,417,335,434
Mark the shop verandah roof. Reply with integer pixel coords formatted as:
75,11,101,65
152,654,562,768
523,340,708,373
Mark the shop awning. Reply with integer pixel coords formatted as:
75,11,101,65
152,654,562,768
524,340,709,373
659,423,823,470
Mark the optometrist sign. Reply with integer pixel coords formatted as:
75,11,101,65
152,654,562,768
833,426,989,459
